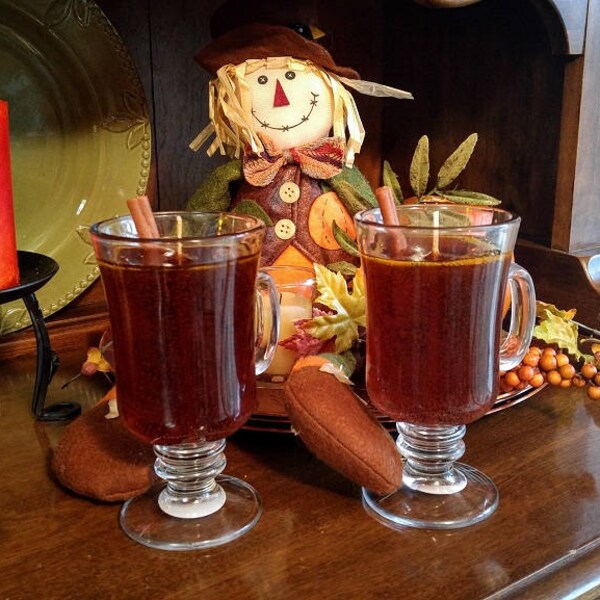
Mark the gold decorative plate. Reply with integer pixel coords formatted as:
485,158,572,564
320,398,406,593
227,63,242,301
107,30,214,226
0,0,150,335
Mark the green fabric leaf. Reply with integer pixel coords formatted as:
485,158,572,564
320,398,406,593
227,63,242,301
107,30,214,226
232,200,273,226
536,301,577,322
187,159,242,212
439,190,500,206
325,261,358,277
439,189,501,206
328,166,378,213
534,313,590,361
382,160,403,204
410,135,430,198
533,302,591,361
436,133,478,189
319,351,357,378
332,221,359,257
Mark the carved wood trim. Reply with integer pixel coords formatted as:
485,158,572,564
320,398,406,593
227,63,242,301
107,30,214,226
516,239,600,328
567,0,600,252
530,0,588,55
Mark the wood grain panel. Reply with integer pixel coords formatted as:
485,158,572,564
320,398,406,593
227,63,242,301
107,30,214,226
552,56,583,250
149,0,225,211
516,239,600,328
313,0,384,188
381,0,566,247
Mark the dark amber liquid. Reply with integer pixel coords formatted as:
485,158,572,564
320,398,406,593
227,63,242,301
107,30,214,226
363,246,510,425
99,253,259,445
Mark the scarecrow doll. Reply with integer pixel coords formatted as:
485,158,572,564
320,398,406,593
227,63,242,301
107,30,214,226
187,23,412,270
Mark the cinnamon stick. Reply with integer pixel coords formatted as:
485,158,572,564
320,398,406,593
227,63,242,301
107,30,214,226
127,196,159,238
375,186,407,253
127,195,161,266
375,186,400,226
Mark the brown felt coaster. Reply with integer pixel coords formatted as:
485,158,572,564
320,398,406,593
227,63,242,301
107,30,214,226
52,399,155,502
284,366,402,495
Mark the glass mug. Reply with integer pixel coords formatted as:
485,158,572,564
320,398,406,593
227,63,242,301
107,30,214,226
355,205,536,529
91,212,280,550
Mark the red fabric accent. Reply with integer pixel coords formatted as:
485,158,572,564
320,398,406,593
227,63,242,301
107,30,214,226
273,79,290,107
243,136,344,186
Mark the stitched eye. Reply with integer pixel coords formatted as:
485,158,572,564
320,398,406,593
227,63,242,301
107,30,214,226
258,75,268,85
285,71,296,80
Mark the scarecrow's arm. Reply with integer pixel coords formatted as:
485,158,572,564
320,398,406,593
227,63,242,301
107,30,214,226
187,159,243,212
326,165,378,214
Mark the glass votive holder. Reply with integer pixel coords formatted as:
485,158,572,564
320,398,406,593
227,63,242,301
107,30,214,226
257,265,316,385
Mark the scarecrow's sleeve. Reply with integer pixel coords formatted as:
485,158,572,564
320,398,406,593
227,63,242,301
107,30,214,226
326,166,378,215
187,159,243,212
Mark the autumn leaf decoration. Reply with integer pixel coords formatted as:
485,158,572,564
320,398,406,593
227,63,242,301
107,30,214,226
61,346,113,389
533,302,595,362
303,264,366,353
383,133,501,206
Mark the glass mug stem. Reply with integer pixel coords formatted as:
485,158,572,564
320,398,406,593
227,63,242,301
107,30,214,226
395,261,537,500
149,270,280,522
155,440,227,519
396,423,467,495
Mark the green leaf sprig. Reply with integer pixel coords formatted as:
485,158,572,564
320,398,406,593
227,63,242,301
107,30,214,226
409,135,430,198
382,161,403,205
382,133,501,206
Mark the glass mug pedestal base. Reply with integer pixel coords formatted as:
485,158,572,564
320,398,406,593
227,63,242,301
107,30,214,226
362,422,498,530
119,440,261,551
120,475,262,551
362,464,498,530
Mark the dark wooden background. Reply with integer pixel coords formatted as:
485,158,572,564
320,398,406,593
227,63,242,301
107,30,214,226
92,0,600,328
97,0,600,254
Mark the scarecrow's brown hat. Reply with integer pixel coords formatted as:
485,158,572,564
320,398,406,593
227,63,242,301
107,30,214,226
195,23,360,80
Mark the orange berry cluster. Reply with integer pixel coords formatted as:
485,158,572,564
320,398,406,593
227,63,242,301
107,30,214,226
499,346,600,401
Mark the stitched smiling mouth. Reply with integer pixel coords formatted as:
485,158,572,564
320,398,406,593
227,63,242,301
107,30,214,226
251,92,319,132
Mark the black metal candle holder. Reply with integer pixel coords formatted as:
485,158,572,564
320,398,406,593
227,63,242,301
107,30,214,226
0,251,81,421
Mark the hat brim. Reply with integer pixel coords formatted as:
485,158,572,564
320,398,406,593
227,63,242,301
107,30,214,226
195,23,360,80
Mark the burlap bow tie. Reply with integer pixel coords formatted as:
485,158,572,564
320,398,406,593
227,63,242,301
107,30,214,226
243,136,345,187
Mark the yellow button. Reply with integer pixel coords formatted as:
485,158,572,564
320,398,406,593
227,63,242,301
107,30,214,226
274,219,296,240
279,182,300,204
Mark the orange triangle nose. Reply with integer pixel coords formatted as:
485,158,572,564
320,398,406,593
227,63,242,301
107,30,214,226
273,79,290,107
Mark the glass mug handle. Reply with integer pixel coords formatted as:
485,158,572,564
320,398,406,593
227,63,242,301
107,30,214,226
255,270,281,375
499,262,537,371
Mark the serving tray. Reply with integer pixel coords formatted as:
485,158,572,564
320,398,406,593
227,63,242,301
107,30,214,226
245,382,545,433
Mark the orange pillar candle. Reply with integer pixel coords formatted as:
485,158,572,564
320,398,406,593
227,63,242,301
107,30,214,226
0,99,19,290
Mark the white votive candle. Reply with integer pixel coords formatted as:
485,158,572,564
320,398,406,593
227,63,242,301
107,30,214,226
265,291,313,376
